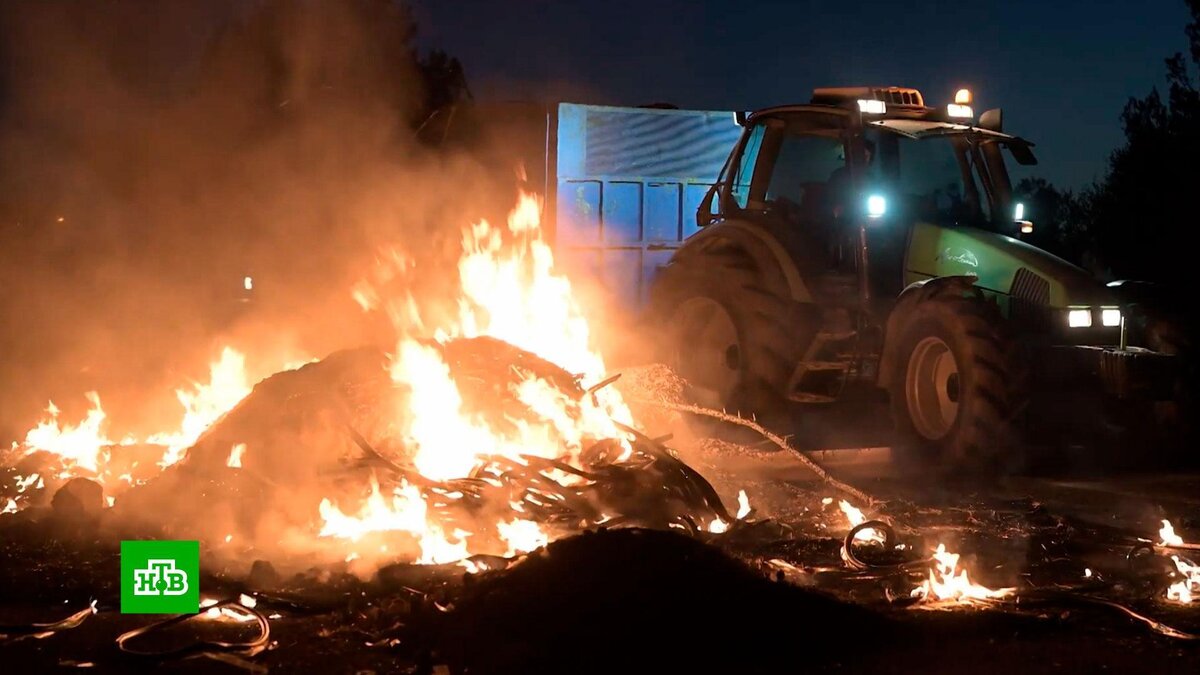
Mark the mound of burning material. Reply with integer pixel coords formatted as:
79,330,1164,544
109,336,737,572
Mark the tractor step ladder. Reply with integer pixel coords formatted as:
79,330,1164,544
786,329,857,403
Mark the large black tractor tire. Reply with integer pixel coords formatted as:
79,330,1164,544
649,245,808,416
888,293,1020,474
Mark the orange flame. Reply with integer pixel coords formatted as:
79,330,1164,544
20,392,112,473
1159,520,1198,604
911,543,1015,605
324,192,632,564
839,499,886,544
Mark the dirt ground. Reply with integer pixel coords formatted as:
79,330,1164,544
3,439,1200,673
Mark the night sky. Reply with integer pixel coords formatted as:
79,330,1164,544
410,0,1188,189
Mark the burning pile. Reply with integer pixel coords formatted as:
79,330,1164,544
2,192,742,573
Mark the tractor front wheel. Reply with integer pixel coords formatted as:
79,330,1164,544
889,293,1018,474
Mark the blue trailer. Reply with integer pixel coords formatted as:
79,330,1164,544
549,103,742,310
452,101,741,312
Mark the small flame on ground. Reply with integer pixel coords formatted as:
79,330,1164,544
1159,520,1198,603
839,499,886,543
1160,519,1185,547
2,498,17,514
1168,556,1199,603
226,443,246,468
736,490,751,520
911,543,1015,605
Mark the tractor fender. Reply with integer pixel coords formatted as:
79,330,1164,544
877,275,981,389
673,220,813,303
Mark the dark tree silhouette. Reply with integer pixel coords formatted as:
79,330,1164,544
1012,177,1092,268
1085,0,1200,288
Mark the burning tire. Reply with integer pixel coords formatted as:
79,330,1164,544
889,293,1018,473
649,244,803,413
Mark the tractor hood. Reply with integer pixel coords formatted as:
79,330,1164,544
905,222,1112,307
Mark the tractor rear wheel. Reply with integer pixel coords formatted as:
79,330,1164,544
889,293,1018,473
650,245,806,414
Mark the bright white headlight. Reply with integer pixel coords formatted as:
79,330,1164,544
1101,308,1121,327
1068,309,1093,328
858,99,887,114
866,194,887,218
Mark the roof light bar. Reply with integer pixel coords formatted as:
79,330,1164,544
947,104,974,119
858,99,887,115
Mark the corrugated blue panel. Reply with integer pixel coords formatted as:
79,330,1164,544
602,182,642,243
644,183,681,242
554,103,738,312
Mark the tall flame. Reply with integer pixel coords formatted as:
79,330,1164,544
319,192,633,563
150,347,253,467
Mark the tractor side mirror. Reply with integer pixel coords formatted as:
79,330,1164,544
697,182,721,227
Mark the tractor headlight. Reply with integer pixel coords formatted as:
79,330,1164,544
1100,308,1121,327
1067,309,1092,328
866,194,887,219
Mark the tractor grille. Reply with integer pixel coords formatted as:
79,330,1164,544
1009,268,1051,331
1010,268,1051,305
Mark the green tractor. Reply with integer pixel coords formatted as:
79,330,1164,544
651,86,1178,471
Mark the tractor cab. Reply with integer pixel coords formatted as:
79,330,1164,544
699,86,1038,305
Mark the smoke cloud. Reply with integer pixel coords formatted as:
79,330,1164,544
0,0,516,442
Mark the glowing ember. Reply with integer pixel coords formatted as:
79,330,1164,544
707,518,730,534
839,499,886,543
2,498,17,514
226,443,247,468
200,597,257,623
1160,519,1185,547
21,393,111,473
911,544,1015,605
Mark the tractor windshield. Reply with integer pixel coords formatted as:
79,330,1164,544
863,126,987,227
865,119,1033,232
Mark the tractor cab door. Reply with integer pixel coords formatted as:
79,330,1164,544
715,110,856,283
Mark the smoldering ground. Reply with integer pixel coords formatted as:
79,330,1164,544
0,0,519,445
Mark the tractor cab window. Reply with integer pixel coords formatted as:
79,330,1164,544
724,112,848,226
730,123,765,209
